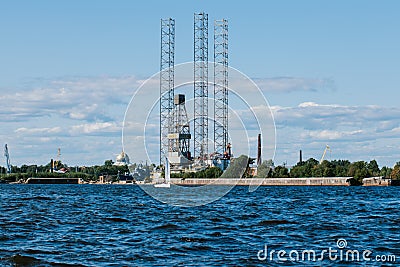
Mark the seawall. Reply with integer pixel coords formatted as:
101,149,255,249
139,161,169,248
171,177,352,186
362,177,391,186
25,177,82,184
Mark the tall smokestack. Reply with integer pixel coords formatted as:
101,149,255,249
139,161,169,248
299,150,303,164
257,134,262,166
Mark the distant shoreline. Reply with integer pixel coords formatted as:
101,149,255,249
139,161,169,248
3,176,398,186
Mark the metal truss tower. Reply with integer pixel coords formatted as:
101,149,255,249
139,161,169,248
193,13,209,161
213,19,228,156
160,18,175,164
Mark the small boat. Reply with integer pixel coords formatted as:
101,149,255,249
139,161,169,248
154,182,170,188
154,158,171,188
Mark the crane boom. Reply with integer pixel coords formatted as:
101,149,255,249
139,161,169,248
320,145,331,164
4,144,11,174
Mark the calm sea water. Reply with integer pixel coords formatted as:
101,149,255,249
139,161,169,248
0,185,399,266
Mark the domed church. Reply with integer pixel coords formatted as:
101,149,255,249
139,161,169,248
114,151,131,166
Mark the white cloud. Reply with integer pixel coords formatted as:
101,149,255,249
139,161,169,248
70,122,121,135
15,127,62,134
0,75,141,123
0,75,146,165
271,102,400,131
305,129,363,140
268,102,400,166
253,77,335,93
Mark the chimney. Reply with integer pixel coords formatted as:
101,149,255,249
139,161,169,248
257,134,262,165
299,150,303,164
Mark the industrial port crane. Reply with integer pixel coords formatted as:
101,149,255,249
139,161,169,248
4,144,11,174
320,145,331,164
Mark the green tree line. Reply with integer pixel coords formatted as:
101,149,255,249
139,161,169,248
171,167,223,179
0,160,132,182
257,158,400,184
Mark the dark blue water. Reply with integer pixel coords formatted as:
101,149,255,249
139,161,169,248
0,185,399,266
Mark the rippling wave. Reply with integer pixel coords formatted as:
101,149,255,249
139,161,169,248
0,185,399,266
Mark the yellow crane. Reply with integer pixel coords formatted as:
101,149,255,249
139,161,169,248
320,145,331,164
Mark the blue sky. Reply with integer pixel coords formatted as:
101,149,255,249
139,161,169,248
1,0,400,167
